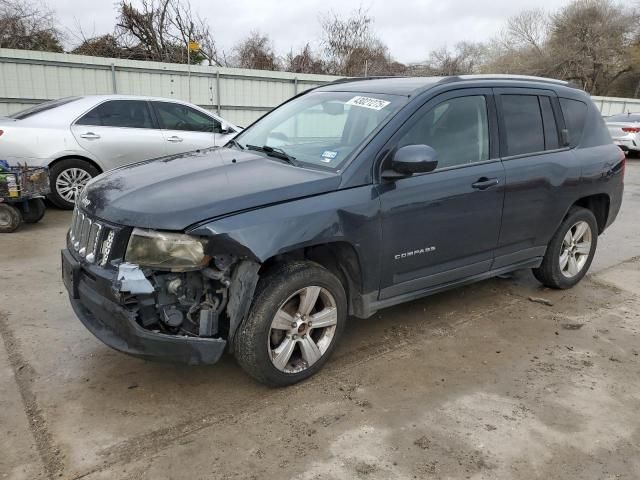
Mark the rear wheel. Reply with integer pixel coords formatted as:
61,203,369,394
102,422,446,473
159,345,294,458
20,198,46,223
0,203,22,233
533,207,598,289
47,159,99,210
234,261,347,387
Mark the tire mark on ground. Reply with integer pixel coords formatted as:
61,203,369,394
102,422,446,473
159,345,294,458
0,312,63,479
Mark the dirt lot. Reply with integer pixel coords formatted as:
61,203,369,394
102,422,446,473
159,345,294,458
1,161,640,480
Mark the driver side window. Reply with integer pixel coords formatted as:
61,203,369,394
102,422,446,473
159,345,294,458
153,102,222,133
398,95,489,169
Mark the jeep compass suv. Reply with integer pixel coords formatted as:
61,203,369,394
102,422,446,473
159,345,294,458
62,75,625,386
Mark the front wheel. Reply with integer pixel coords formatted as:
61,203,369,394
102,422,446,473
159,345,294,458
234,261,347,387
533,207,598,289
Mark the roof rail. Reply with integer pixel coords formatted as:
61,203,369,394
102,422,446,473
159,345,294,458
453,74,573,87
323,75,400,85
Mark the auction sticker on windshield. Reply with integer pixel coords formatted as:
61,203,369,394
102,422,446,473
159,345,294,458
346,96,391,111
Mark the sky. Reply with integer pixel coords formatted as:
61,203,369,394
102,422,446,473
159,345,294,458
54,0,571,64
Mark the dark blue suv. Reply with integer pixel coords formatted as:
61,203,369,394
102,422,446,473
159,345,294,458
62,75,625,386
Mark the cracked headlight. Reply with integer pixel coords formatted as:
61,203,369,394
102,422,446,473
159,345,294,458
125,228,208,270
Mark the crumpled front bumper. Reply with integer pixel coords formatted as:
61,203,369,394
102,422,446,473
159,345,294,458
63,248,226,365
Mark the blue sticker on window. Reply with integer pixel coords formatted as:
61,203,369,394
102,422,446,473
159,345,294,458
321,151,338,162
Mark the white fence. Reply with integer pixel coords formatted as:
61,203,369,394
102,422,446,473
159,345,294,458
1,48,639,124
0,48,341,126
591,96,640,116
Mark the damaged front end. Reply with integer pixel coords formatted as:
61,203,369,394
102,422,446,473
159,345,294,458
63,212,260,365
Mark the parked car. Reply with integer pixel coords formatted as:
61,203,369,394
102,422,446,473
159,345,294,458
605,112,640,154
62,75,625,386
0,95,240,209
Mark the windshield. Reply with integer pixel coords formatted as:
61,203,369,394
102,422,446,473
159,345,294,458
607,113,640,123
234,91,406,170
9,97,81,119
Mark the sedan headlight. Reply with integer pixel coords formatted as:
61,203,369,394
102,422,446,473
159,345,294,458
125,228,208,270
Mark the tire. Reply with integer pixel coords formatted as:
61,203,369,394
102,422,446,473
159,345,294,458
234,261,347,387
0,203,22,233
47,159,100,210
20,198,46,223
532,207,598,289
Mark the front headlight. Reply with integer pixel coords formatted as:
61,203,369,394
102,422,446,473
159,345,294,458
125,228,208,270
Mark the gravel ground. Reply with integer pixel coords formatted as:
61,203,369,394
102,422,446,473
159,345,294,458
1,160,639,480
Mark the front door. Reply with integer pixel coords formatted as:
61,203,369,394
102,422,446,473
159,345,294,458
378,89,505,299
151,101,220,154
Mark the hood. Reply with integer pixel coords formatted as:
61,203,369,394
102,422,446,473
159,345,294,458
80,148,341,230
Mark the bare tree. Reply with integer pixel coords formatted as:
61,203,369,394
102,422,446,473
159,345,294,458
71,34,130,58
114,0,221,65
284,43,325,74
231,31,280,71
547,0,639,94
415,42,486,76
319,7,401,76
0,0,64,52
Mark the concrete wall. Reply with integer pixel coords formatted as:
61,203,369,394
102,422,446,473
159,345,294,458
0,48,341,126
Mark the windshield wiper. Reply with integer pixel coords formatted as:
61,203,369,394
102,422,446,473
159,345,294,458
246,144,297,166
227,138,245,150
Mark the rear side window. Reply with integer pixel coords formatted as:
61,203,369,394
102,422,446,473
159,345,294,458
559,98,587,147
501,95,545,156
9,97,80,119
76,100,155,129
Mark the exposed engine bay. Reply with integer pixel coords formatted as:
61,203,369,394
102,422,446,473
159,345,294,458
115,254,259,342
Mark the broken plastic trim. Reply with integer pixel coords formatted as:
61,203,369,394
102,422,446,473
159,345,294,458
116,263,154,294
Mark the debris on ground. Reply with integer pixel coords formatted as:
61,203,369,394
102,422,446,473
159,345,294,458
528,296,554,306
561,323,585,330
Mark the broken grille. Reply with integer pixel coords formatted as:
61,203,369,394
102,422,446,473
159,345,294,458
69,207,107,264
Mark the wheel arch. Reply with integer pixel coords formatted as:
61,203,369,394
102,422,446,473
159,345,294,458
569,193,610,234
259,241,365,317
49,155,104,174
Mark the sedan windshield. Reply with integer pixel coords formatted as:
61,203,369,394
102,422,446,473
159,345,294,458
233,91,407,170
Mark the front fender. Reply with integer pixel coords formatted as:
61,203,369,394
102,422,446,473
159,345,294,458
188,185,382,295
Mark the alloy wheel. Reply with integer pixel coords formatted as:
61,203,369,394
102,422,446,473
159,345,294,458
559,220,592,278
55,168,92,204
268,286,338,374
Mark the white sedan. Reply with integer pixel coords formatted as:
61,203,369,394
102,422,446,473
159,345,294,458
606,112,640,155
0,95,240,209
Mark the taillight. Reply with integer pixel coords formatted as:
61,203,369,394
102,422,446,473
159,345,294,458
0,129,4,137
621,127,640,133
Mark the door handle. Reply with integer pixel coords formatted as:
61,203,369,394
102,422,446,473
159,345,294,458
471,177,499,190
80,132,100,140
167,136,183,143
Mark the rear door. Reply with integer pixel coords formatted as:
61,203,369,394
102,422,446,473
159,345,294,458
492,88,582,268
151,101,222,154
377,89,505,299
71,100,166,169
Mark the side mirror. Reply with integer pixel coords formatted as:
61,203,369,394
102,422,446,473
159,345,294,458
383,145,439,179
219,121,233,134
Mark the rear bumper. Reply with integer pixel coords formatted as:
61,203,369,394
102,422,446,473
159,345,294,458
612,138,639,151
63,249,226,365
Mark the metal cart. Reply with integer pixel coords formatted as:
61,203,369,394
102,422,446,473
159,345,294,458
0,164,50,233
